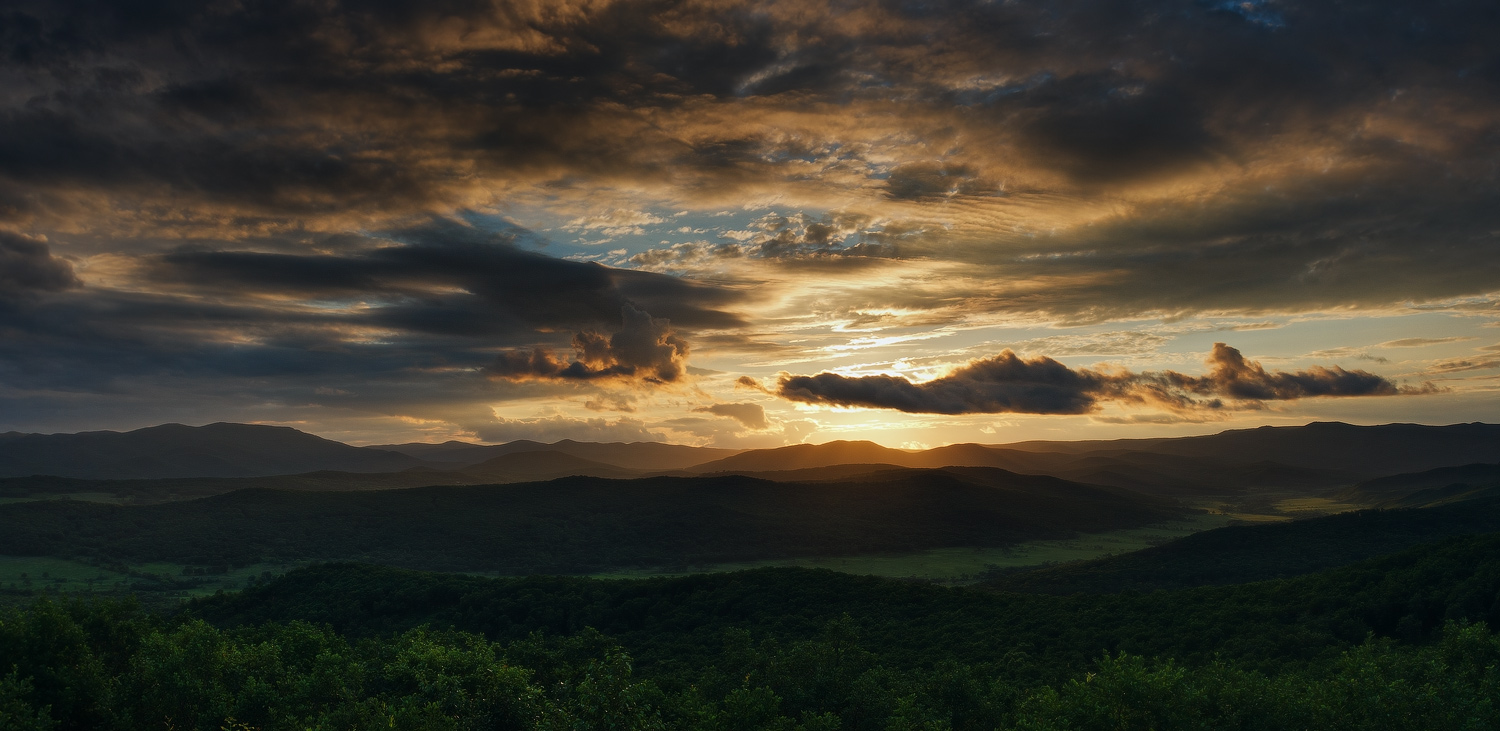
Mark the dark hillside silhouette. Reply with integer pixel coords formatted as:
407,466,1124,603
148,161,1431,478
0,422,422,479
986,496,1500,594
0,468,1182,573
1000,422,1500,476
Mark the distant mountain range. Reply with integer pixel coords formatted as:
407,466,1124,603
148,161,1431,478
0,422,423,479
1,421,1498,503
371,438,738,471
5,418,1500,580
999,421,1500,475
689,421,1500,490
0,423,739,480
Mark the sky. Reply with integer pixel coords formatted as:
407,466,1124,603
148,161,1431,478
0,0,1497,448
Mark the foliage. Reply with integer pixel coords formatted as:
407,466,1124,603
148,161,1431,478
1,531,1498,729
987,495,1500,593
186,532,1500,681
1,596,1499,730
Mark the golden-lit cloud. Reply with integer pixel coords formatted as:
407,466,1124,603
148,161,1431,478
771,344,1429,415
487,305,690,384
0,0,1496,441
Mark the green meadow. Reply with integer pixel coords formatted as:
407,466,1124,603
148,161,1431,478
592,513,1237,583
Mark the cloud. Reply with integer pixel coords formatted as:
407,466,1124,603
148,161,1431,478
1428,358,1500,374
487,305,689,384
151,218,745,335
0,0,1495,328
1,0,1499,440
1307,349,1390,364
1185,343,1403,401
778,351,1104,415
628,212,899,274
692,402,769,430
0,231,77,295
773,343,1422,415
884,162,995,200
563,210,667,239
1218,321,1283,331
0,217,742,435
1379,337,1477,348
996,331,1170,357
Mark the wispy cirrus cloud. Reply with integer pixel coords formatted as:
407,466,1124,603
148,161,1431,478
1378,337,1477,348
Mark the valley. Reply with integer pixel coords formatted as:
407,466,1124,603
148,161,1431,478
4,420,1500,729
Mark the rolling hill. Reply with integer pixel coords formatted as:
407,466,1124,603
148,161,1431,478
984,495,1500,594
0,468,1183,574
373,438,739,470
684,440,913,472
686,437,1361,496
458,450,645,482
1338,463,1500,508
190,531,1500,675
1000,421,1500,477
0,450,649,504
0,422,423,479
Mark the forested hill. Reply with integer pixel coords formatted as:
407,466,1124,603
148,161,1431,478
985,495,1500,594
190,531,1500,676
1338,462,1500,508
8,535,1500,731
0,468,1181,573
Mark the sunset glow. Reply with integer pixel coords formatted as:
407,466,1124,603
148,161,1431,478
2,0,1497,446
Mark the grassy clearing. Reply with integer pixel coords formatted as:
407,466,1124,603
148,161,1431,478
1,499,1339,597
0,493,133,505
592,513,1237,584
1274,496,1359,515
0,555,127,594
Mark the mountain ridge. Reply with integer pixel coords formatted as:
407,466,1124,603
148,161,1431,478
0,422,424,479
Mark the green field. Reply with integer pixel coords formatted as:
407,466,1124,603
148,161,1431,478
592,513,1237,583
0,492,133,505
2,516,1230,602
0,555,126,594
0,507,1323,600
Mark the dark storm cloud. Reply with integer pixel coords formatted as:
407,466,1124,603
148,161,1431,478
152,219,745,337
0,217,741,423
778,352,1102,415
0,231,77,294
0,0,1498,436
772,343,1419,415
486,305,691,384
1012,78,1220,185
1,0,1491,215
884,163,995,200
1185,343,1401,401
956,177,1500,323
